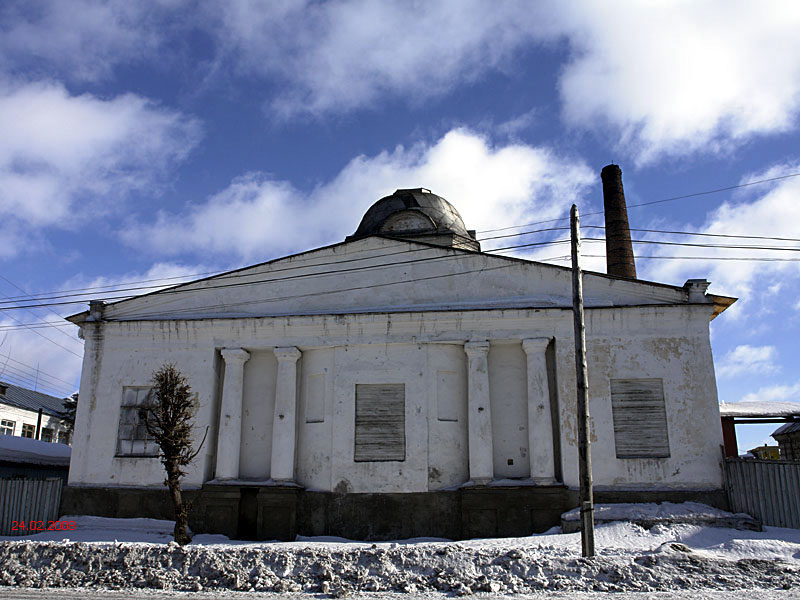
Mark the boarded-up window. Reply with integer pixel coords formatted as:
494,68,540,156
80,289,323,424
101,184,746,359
354,384,405,462
611,378,670,459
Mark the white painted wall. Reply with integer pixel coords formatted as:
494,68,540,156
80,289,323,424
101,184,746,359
240,350,277,479
0,403,69,442
69,301,723,493
488,342,529,479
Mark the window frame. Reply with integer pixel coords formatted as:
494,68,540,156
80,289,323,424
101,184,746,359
116,386,159,458
21,423,36,438
0,419,15,436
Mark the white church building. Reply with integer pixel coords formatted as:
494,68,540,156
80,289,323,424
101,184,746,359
63,166,735,540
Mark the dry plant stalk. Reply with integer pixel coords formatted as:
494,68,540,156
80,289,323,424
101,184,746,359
140,363,207,545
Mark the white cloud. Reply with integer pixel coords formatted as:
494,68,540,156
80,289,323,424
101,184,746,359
211,1,800,160
554,2,800,163
123,128,593,260
640,164,800,314
0,80,202,245
0,261,217,396
740,383,800,404
211,0,550,117
716,344,779,379
6,1,800,163
0,0,179,82
0,319,82,398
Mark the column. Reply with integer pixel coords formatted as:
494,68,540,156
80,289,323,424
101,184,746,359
464,341,493,484
522,338,555,484
271,347,302,482
215,348,250,480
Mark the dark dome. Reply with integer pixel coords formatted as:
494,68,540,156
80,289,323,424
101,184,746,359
351,188,471,239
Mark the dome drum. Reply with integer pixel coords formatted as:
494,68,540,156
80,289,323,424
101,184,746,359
348,188,480,251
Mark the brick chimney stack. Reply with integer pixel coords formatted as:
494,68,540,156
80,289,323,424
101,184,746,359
601,164,637,279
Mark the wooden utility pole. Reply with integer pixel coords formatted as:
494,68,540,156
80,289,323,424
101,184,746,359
570,204,595,557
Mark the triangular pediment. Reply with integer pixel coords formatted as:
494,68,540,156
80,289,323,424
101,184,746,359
73,236,699,322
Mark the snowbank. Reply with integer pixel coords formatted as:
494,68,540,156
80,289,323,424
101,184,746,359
1,515,799,594
562,502,760,532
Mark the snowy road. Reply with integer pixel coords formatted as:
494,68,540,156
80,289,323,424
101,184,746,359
2,510,799,596
1,589,799,599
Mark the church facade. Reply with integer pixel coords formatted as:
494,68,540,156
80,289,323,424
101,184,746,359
64,181,735,540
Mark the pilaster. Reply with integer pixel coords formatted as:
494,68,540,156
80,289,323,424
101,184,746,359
464,341,493,484
271,347,302,482
215,348,250,480
522,338,555,484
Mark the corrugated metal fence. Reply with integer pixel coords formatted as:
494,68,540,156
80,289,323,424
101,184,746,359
725,458,800,529
0,478,63,536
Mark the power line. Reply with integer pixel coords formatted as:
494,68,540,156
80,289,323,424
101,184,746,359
0,270,225,302
0,366,73,397
4,221,800,316
0,323,75,333
107,262,520,321
583,254,800,262
583,226,800,243
2,231,800,315
0,353,78,387
584,238,800,252
0,244,428,307
5,217,800,312
1,242,558,314
477,171,800,234
0,307,83,357
0,275,84,347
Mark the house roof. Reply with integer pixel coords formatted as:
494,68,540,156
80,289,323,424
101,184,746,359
65,235,737,324
0,380,67,418
772,421,800,437
719,401,800,418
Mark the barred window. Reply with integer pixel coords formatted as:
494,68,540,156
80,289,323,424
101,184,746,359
116,387,159,457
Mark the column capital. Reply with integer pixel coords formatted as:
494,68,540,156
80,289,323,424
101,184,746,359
221,348,250,364
522,337,551,355
464,341,490,357
274,347,302,362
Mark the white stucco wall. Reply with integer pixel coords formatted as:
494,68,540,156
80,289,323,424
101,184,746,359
0,403,69,442
69,302,723,493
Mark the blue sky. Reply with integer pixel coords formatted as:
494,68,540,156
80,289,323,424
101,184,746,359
1,1,799,452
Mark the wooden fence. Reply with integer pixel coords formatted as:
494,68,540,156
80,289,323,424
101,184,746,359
0,478,63,536
725,458,800,529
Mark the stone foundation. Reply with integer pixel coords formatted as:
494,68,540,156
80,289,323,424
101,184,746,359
60,484,727,541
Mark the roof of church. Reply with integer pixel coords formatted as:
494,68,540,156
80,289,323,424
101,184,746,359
350,188,473,240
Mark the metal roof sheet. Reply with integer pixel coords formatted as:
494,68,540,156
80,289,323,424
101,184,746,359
0,380,67,418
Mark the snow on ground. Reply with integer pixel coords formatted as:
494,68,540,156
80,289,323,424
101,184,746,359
1,505,799,595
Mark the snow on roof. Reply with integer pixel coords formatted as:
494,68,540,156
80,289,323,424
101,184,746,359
0,434,71,466
718,401,800,418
